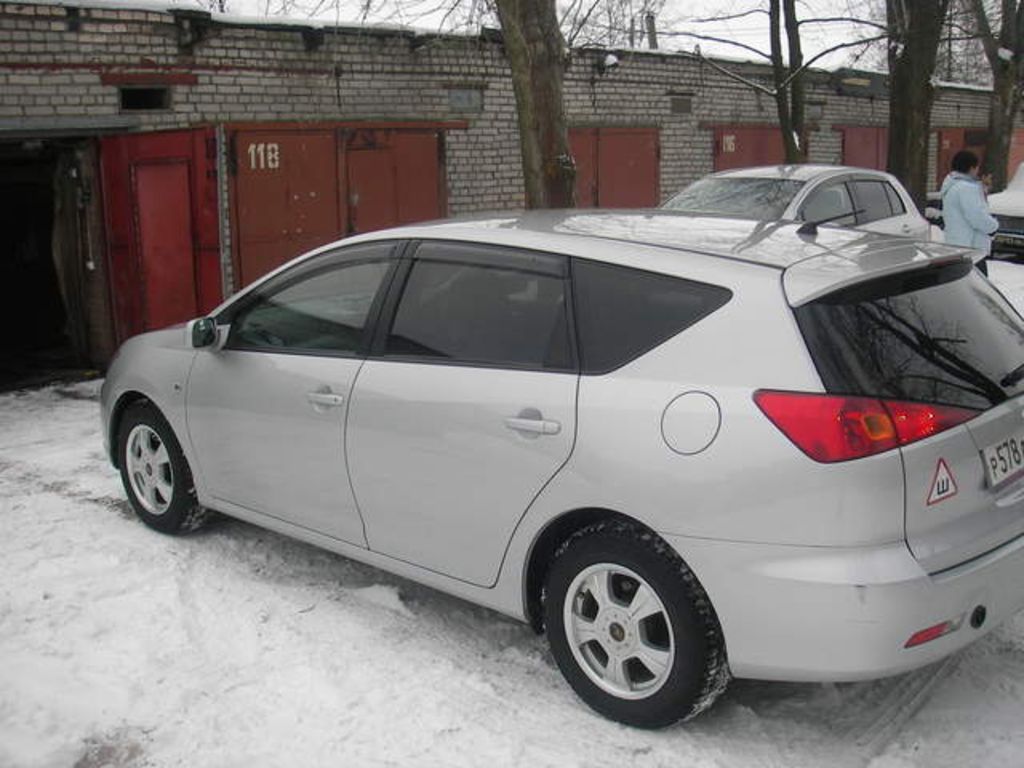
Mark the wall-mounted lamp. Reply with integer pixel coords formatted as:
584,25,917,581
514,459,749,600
596,53,620,76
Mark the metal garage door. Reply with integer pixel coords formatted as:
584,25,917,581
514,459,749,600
712,125,788,171
935,127,988,187
570,127,660,207
231,125,446,287
840,126,888,171
100,128,221,340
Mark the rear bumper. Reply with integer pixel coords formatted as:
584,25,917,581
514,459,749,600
663,531,1024,682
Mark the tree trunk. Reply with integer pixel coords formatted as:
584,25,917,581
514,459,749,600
769,0,806,163
495,0,576,208
967,0,1024,192
782,0,805,161
984,67,1021,190
886,0,950,208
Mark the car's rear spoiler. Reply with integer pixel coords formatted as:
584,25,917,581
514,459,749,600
783,243,977,307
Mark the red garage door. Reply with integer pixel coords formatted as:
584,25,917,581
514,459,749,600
231,125,447,287
712,126,788,171
233,129,340,287
570,127,660,208
100,128,221,341
840,126,888,171
935,128,988,187
1009,128,1024,180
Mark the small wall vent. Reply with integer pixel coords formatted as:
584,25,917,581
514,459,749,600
119,87,171,112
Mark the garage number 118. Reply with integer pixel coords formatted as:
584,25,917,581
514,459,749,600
247,142,281,170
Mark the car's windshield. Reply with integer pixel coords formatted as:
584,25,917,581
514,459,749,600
662,177,805,219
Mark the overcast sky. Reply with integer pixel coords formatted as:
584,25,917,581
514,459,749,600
202,0,879,71
658,0,878,68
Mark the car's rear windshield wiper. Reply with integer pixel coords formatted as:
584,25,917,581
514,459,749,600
1000,362,1024,388
797,209,865,236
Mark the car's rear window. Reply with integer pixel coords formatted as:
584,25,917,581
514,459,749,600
662,178,805,219
795,261,1024,411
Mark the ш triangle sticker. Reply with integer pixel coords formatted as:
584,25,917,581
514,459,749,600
927,458,958,506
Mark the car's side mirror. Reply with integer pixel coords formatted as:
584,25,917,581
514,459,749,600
188,317,217,349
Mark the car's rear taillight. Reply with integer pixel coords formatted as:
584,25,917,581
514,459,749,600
753,390,978,463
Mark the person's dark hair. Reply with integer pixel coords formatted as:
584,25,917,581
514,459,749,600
952,149,980,174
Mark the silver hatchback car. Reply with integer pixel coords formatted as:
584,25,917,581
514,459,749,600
102,211,1024,727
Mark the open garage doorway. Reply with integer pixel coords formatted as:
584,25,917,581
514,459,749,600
0,140,111,391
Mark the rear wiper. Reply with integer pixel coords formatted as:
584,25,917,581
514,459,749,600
1000,363,1024,388
797,209,865,236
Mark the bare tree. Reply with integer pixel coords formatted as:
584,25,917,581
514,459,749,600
965,0,1024,190
770,0,805,162
495,0,576,207
937,2,990,84
561,0,667,47
679,4,884,164
886,0,952,207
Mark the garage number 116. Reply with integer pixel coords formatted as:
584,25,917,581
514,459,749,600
247,142,281,171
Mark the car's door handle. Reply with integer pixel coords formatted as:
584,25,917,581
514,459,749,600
307,391,345,408
504,417,561,435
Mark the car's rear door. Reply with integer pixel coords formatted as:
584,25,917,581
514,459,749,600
185,241,399,546
795,260,1024,573
345,240,578,586
848,177,929,239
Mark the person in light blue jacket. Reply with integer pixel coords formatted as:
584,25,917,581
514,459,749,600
940,149,999,274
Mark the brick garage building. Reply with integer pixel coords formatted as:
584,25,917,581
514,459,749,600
0,0,996,377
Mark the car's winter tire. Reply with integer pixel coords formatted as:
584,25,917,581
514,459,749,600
117,401,208,534
544,520,729,728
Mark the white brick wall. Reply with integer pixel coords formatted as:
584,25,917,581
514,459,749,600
0,1,994,210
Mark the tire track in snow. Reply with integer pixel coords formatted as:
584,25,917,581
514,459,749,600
849,657,959,758
3,380,1020,768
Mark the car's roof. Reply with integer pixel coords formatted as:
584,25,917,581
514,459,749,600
346,210,972,305
709,164,891,182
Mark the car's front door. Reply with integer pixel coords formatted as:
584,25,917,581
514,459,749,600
848,177,929,238
186,242,398,545
346,241,578,586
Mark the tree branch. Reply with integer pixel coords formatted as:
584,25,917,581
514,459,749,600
693,47,777,95
657,30,772,60
774,32,889,90
796,16,888,31
681,8,769,24
564,0,603,47
966,0,1000,68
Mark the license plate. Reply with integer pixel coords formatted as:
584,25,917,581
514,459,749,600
982,434,1024,487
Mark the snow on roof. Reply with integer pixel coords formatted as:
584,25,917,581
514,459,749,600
7,0,204,13
933,79,993,93
8,0,473,36
206,10,444,36
0,0,1006,88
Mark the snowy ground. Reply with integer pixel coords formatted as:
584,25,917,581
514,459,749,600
4,264,1024,768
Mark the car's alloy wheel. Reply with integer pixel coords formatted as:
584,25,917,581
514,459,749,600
125,424,174,516
544,520,729,728
563,563,675,699
117,402,208,534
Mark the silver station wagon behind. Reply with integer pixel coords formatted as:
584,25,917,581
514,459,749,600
101,211,1024,728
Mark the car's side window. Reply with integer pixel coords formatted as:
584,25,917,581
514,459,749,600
883,182,906,215
801,183,856,225
850,180,895,224
573,259,732,374
228,253,392,355
384,243,572,371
